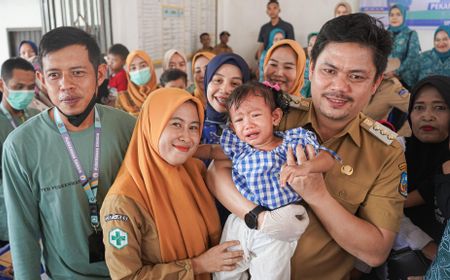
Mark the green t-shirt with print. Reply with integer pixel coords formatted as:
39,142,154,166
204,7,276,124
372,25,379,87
2,104,135,279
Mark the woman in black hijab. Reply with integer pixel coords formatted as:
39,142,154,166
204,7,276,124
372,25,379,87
404,75,450,243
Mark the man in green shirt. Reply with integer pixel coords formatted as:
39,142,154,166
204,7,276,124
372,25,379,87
0,57,40,245
2,27,135,279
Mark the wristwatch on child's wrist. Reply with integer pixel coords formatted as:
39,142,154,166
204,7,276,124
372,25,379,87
244,205,267,229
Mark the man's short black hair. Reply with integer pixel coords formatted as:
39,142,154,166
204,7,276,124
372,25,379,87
159,69,187,87
311,13,392,80
1,57,35,83
200,33,210,40
108,44,129,61
39,26,101,71
267,0,279,7
220,31,230,38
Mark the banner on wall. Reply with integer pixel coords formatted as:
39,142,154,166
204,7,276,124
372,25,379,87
360,0,450,28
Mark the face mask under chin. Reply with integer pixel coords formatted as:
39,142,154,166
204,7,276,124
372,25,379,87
57,92,97,127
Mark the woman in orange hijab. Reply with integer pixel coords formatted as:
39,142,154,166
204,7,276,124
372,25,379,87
116,50,157,116
101,88,243,279
263,39,306,96
191,51,215,107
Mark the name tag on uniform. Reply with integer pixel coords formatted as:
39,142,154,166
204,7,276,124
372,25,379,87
88,230,105,263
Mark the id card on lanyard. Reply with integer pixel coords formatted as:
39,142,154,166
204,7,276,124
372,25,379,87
0,103,28,129
54,107,105,263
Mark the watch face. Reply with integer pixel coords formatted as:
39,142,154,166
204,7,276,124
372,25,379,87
244,213,257,229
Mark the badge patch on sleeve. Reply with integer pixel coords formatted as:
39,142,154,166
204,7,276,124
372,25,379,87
104,214,129,223
109,228,128,250
398,172,408,197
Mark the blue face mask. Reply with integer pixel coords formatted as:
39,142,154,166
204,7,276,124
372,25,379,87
129,67,151,86
7,89,35,110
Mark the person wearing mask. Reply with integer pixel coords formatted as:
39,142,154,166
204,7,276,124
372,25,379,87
116,50,157,116
2,26,136,279
0,57,40,245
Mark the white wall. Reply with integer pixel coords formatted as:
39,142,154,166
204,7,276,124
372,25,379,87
217,0,434,70
416,29,435,52
0,0,42,63
110,0,140,52
0,0,437,71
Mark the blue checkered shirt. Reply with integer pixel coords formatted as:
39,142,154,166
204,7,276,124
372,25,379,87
220,127,337,209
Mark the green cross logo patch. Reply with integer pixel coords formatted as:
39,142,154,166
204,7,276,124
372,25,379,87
109,228,128,249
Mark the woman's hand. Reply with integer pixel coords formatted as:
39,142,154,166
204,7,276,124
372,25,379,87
442,160,450,174
191,241,243,274
421,241,438,261
404,190,426,208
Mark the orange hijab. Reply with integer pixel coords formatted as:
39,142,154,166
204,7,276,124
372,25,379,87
192,51,215,108
108,88,221,273
117,50,157,115
263,39,306,96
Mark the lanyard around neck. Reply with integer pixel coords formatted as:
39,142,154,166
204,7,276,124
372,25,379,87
54,106,102,230
0,103,29,129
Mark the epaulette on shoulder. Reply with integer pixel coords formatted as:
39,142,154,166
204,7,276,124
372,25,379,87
361,117,398,146
283,93,311,111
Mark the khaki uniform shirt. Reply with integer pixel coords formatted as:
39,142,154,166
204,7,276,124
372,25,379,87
101,195,196,279
279,100,406,280
195,47,214,54
213,43,233,55
363,77,411,136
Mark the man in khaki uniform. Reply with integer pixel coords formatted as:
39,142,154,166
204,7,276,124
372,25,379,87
208,13,406,280
363,58,411,136
364,77,409,114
